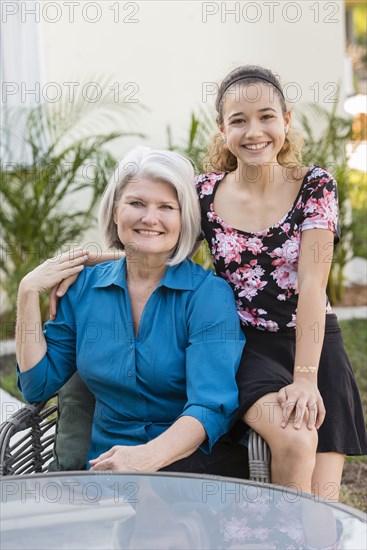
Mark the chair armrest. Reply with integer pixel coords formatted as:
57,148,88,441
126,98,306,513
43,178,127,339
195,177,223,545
0,400,57,476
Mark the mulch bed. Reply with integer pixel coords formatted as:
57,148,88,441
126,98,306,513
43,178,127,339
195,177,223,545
333,284,367,307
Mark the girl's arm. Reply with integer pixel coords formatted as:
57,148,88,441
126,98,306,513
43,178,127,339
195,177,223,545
277,228,334,431
49,250,124,319
16,249,88,371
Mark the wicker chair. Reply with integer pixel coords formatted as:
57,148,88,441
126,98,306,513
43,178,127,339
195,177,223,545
248,429,271,483
0,400,271,482
0,401,57,476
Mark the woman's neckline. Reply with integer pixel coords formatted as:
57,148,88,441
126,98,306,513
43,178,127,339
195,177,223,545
211,165,314,235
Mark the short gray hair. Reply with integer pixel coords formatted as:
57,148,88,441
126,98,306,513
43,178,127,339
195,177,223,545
98,147,201,265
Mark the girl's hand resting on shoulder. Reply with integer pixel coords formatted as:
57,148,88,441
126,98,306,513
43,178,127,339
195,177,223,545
20,249,89,297
49,250,125,319
277,380,325,431
49,273,79,319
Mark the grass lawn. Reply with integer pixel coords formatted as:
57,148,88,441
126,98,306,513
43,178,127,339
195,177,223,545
339,319,366,416
338,319,367,511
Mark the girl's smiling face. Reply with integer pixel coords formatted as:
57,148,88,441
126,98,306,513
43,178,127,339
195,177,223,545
219,82,291,167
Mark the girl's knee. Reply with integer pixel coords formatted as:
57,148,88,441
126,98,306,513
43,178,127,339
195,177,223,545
273,428,318,461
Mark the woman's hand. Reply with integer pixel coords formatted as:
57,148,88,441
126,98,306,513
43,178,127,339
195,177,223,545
90,417,205,473
89,445,153,472
277,379,325,431
20,249,89,295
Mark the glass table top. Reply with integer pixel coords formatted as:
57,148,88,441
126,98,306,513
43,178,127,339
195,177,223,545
1,472,366,549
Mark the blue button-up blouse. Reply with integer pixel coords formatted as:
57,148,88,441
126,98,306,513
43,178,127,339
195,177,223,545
18,258,245,463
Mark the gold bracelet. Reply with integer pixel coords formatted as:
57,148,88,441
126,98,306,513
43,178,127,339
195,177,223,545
294,366,317,374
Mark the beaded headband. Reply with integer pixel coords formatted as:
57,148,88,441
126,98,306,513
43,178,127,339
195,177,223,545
219,74,285,102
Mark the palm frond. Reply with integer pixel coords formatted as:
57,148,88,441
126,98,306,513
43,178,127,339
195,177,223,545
1,81,144,323
167,105,216,172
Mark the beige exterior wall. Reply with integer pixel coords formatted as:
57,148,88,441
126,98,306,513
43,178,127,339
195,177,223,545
39,1,347,148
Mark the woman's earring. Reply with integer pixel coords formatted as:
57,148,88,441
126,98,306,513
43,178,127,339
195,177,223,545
284,126,289,134
222,134,227,142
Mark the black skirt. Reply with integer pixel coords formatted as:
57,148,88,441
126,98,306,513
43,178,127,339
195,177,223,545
236,313,367,455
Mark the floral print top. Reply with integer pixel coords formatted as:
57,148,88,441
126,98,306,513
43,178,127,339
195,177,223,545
196,166,339,332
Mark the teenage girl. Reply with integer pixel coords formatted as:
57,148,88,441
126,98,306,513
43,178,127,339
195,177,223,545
195,65,366,499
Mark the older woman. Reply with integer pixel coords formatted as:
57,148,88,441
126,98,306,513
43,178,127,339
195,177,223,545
16,147,246,475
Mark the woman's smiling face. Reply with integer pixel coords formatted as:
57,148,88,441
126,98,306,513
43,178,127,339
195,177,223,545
114,177,181,262
220,82,291,167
